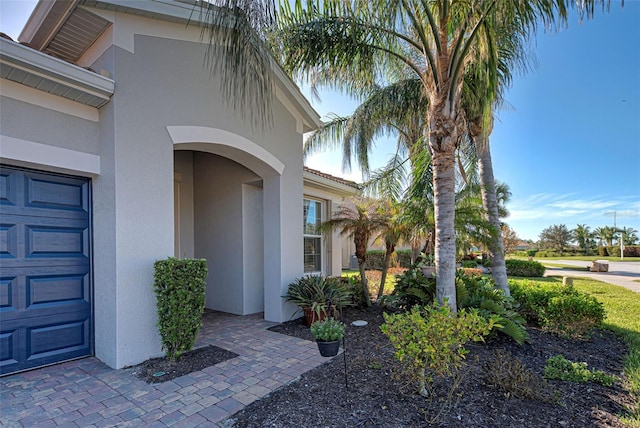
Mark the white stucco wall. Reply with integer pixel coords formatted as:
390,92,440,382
3,4,315,369
242,183,264,315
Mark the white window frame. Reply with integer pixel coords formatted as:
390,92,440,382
303,197,325,275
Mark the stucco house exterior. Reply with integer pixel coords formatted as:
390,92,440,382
0,0,358,376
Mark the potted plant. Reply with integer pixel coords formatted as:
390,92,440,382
416,253,436,278
310,317,345,357
283,276,352,326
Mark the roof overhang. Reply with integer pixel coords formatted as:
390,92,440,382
0,38,115,108
303,169,360,197
18,0,321,131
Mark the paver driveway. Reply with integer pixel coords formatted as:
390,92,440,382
1,310,330,427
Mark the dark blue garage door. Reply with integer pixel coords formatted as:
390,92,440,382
0,166,92,376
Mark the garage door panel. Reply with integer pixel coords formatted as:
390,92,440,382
0,268,89,313
0,170,18,207
0,276,19,312
0,329,19,369
0,312,90,375
25,173,89,213
0,215,89,266
0,166,92,376
0,224,18,259
27,225,88,259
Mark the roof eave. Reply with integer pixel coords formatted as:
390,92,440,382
0,38,115,108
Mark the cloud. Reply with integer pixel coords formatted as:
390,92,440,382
506,193,640,226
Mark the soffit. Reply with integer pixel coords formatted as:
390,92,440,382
0,38,115,108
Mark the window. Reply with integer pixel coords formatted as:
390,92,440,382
303,199,323,273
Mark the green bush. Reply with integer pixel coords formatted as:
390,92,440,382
310,317,345,341
153,257,208,360
505,259,545,277
456,271,529,345
381,304,492,397
283,276,353,317
396,250,412,268
461,260,478,268
510,280,605,339
598,246,608,257
383,267,435,309
607,246,621,257
540,293,605,339
365,250,386,270
544,355,616,387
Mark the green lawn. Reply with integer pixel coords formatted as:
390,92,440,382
512,275,640,425
533,256,640,262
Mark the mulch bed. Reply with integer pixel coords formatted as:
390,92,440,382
225,305,635,428
128,345,238,384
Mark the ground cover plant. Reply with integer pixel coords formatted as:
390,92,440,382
227,302,633,427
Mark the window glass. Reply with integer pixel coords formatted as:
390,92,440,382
303,199,322,273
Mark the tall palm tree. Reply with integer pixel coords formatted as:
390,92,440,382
273,0,568,310
196,0,614,310
319,197,387,306
620,227,638,246
572,224,593,255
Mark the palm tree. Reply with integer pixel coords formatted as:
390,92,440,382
620,227,639,246
195,0,614,310
572,224,593,255
319,197,387,306
273,0,570,311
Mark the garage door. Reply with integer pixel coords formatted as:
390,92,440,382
0,166,92,376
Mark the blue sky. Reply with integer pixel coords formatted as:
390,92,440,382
2,1,639,241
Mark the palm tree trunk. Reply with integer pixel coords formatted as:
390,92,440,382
432,147,458,312
358,261,371,306
477,139,510,296
377,241,395,300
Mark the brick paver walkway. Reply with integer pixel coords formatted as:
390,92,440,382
0,310,330,427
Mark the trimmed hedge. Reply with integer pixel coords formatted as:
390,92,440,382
365,250,412,269
505,259,545,277
510,280,605,340
598,245,640,257
153,257,208,360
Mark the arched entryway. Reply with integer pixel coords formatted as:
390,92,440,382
167,126,286,321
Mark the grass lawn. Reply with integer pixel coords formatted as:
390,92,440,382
341,268,402,297
513,275,640,425
534,256,640,262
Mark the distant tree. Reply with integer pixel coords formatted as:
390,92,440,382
539,224,572,253
620,227,639,246
572,224,594,255
594,226,618,246
501,224,520,255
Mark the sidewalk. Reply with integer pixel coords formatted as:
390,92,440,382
0,311,331,427
543,260,640,293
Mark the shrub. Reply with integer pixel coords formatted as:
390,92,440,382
460,268,483,277
510,280,606,339
365,250,386,270
598,246,609,257
607,246,621,257
283,276,352,319
544,355,616,387
396,250,412,268
381,304,492,397
483,350,558,402
456,271,529,345
461,260,478,268
505,259,545,277
540,293,605,339
153,257,208,360
338,275,368,307
383,267,435,309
